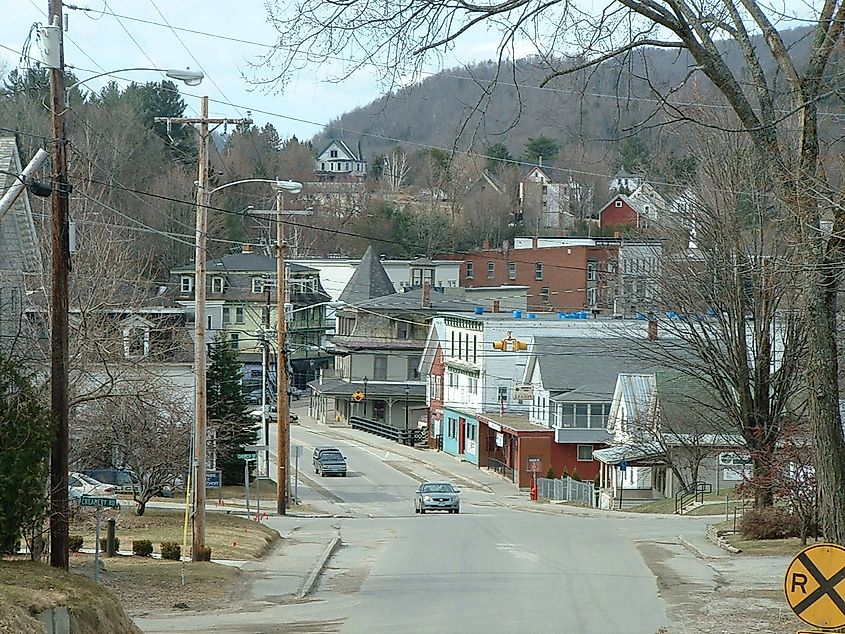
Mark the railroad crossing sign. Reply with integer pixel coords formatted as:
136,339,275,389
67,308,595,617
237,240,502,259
351,390,365,402
784,543,845,629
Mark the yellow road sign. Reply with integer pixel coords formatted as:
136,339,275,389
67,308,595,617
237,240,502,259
784,543,845,629
351,390,364,402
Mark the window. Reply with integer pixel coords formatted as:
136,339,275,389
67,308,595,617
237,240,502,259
561,403,575,427
497,386,508,402
207,315,213,330
577,444,594,461
466,262,474,279
575,404,589,427
345,162,350,170
464,333,469,360
252,278,263,293
211,276,224,294
590,403,609,428
468,377,477,394
374,355,388,380
124,327,148,358
468,424,476,441
487,261,495,278
222,307,231,324
180,275,193,293
451,332,456,356
448,371,457,388
407,356,420,380
540,287,550,302
615,200,623,208
473,335,477,363
397,321,410,339
320,162,325,170
587,261,597,281
229,333,239,350
330,149,338,158
508,262,517,280
587,288,597,306
235,307,245,324
535,263,544,280
448,417,457,439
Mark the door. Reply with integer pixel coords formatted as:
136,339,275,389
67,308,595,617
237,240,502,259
459,418,466,454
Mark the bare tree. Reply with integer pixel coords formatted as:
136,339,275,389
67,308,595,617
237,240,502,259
261,0,845,542
74,386,191,516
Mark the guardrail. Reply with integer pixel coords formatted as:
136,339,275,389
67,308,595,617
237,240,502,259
349,416,425,446
486,457,515,482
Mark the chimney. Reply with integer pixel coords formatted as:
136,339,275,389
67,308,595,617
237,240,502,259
422,281,432,308
242,244,253,254
492,300,500,313
647,317,658,341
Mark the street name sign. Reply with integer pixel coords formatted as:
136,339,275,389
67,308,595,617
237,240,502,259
236,452,257,461
784,543,845,629
80,496,119,508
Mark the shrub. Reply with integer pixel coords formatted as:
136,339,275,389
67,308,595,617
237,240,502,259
100,537,120,552
739,507,801,540
545,466,556,479
68,535,83,552
570,467,582,482
132,539,153,557
194,545,212,561
160,541,181,561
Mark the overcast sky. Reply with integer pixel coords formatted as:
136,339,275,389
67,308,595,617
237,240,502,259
0,1,441,142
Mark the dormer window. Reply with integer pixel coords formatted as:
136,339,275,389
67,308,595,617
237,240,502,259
123,325,150,359
180,275,193,293
211,277,225,294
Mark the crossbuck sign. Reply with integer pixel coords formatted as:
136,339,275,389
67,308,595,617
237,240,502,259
784,543,845,629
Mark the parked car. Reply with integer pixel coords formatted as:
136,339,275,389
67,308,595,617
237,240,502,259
83,468,140,494
313,447,347,477
69,472,116,498
289,386,304,400
312,446,337,469
414,481,460,514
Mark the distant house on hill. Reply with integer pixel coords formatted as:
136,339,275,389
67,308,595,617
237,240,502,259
518,165,591,231
609,169,645,194
315,140,367,182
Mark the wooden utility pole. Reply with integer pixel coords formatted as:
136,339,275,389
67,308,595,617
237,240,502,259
276,187,288,515
47,0,70,570
154,100,250,559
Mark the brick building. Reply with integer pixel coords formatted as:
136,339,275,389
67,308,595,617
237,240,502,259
455,239,618,312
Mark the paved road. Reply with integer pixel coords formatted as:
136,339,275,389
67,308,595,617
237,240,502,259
140,408,793,633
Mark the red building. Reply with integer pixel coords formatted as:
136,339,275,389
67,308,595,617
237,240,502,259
455,240,618,313
419,321,446,449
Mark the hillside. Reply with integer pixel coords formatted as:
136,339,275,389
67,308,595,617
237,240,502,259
314,26,823,179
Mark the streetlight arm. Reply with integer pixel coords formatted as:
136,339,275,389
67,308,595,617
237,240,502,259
207,178,304,198
66,68,205,92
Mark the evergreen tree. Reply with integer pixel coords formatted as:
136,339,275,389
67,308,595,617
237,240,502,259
485,142,513,173
0,355,51,554
207,338,258,485
522,136,560,164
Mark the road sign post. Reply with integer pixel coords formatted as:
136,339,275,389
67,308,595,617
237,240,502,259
80,496,119,582
784,543,845,630
294,445,303,504
618,461,628,510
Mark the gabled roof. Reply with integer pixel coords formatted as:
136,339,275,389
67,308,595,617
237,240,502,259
316,139,360,161
419,317,446,377
0,137,42,277
338,245,396,304
609,373,657,431
171,252,318,274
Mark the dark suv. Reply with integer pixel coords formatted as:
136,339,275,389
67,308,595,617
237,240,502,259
313,448,347,477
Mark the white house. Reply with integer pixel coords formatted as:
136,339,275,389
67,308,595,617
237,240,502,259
315,140,367,182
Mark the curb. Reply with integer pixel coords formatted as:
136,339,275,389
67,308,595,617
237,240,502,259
297,533,341,599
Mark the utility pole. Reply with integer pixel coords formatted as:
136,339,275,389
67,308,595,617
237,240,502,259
276,187,289,515
47,0,70,570
261,288,270,477
154,99,251,560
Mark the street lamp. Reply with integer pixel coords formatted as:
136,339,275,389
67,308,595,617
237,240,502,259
404,385,410,445
65,67,204,104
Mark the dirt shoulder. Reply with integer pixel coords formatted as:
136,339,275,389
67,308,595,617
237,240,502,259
0,559,141,634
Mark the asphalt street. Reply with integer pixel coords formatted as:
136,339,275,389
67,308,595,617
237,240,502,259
138,406,795,633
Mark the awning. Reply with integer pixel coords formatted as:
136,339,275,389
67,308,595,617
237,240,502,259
592,441,665,466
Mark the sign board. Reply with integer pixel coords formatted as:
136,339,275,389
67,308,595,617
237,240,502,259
466,439,477,455
527,457,542,472
206,470,222,488
784,543,845,629
495,432,504,448
619,461,628,473
236,452,257,461
80,496,119,508
293,445,303,458
245,444,269,452
352,390,365,402
513,384,534,401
